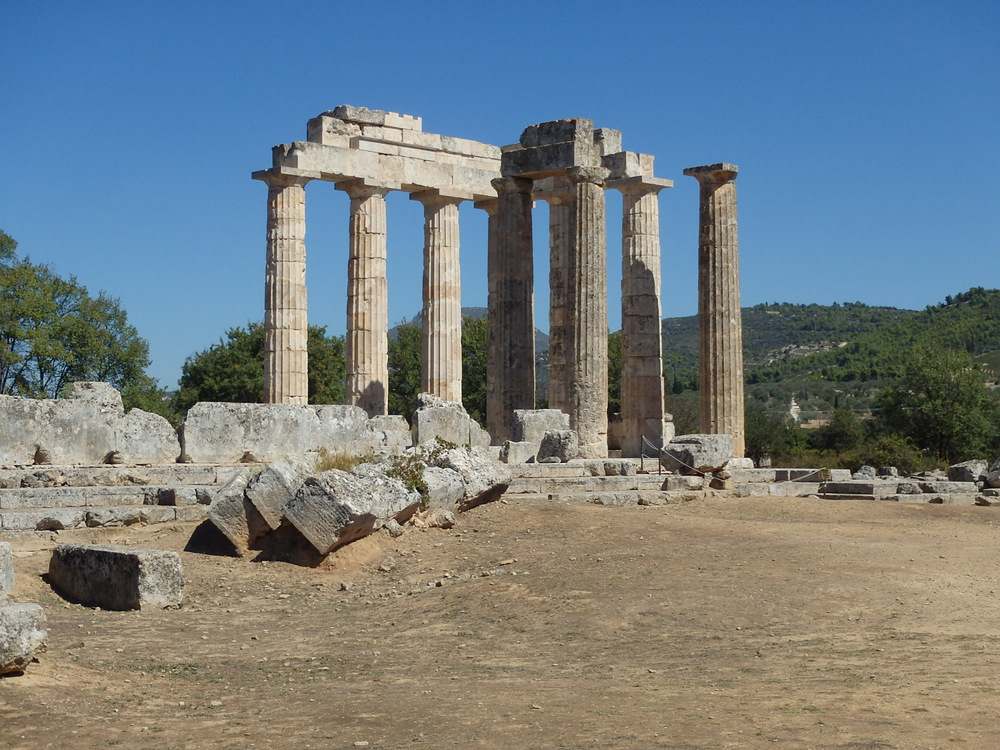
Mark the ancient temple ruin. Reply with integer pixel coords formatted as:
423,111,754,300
253,106,744,458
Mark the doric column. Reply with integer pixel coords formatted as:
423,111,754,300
412,190,464,404
684,163,745,457
539,180,571,412
262,172,310,405
487,176,535,443
611,177,672,457
565,166,611,458
338,180,391,417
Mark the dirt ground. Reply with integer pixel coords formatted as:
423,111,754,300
4,494,1000,749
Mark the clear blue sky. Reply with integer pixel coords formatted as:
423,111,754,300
3,2,998,389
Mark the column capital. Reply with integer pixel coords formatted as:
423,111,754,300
607,175,674,195
409,188,470,208
335,178,399,199
253,168,313,188
566,165,611,186
491,176,534,195
683,163,738,184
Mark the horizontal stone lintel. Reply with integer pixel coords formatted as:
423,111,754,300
606,175,674,191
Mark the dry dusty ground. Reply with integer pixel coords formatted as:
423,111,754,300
4,494,1000,749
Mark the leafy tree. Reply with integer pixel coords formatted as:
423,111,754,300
387,320,422,419
171,322,345,414
607,330,621,416
808,406,866,453
0,229,166,415
876,346,1000,463
461,315,488,425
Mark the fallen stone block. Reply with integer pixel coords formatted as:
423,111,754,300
988,458,1000,489
430,447,511,511
512,409,569,445
0,602,47,674
918,481,977,494
949,459,987,484
537,430,579,463
0,542,12,600
500,440,537,464
411,393,490,448
48,544,184,610
283,469,422,556
207,467,268,555
660,434,733,473
245,457,315,530
422,466,466,512
661,475,707,491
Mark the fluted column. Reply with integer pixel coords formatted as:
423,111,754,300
413,191,464,403
541,181,571,412
262,173,310,405
566,166,611,458
611,177,671,457
684,163,745,457
338,181,391,417
488,176,535,443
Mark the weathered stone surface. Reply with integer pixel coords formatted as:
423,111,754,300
984,458,1000,488
206,467,265,555
918,481,977,494
245,457,315,530
283,468,421,556
853,465,877,480
0,542,12,600
512,409,569,445
114,408,179,464
181,403,403,463
430,447,511,511
878,466,899,478
48,544,183,610
422,466,466,511
0,602,47,674
411,393,490,448
499,441,536,464
949,460,988,483
660,434,734,474
537,430,579,463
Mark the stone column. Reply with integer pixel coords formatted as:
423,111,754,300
540,181,571,412
612,177,671,457
487,176,534,443
565,166,611,458
412,191,464,404
262,173,310,405
684,163,745,457
338,181,391,417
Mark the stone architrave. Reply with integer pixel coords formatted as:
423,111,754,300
684,163,745,457
487,177,535,444
261,172,310,405
565,165,611,459
339,181,394,417
610,177,672,457
412,190,466,404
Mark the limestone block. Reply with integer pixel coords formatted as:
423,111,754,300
512,409,570,445
283,469,421,556
520,119,594,147
245,457,316,531
48,544,183,610
411,394,490,448
207,467,267,555
0,602,47,674
368,415,412,454
114,409,179,464
430,447,511,512
918,481,977,494
422,466,466,512
0,542,12,600
500,441,536,464
660,434,734,474
537,430,579,463
603,460,637,477
661,475,708,491
948,459,988,483
989,458,1000,489
853,465,877,480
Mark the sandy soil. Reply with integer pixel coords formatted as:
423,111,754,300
4,494,1000,749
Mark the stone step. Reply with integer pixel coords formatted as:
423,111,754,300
0,485,217,510
0,504,208,532
507,474,670,495
507,490,711,507
0,464,249,489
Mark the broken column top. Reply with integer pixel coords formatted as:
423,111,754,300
683,163,739,182
325,105,423,131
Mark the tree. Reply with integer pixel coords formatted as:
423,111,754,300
607,330,621,415
0,229,166,415
808,406,866,453
171,322,345,414
461,315,488,425
387,320,422,419
877,346,1000,463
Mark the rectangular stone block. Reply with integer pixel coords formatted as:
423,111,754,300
48,544,183,610
595,128,622,155
0,542,12,600
0,602,47,674
520,119,594,147
501,142,598,178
